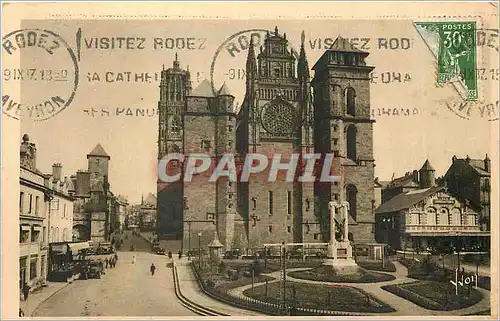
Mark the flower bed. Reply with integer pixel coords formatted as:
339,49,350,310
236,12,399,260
289,265,396,283
382,281,483,311
244,281,395,313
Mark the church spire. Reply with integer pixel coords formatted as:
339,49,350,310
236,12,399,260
298,30,310,80
246,37,257,86
173,52,180,68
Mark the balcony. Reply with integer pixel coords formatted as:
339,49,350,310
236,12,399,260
405,224,481,236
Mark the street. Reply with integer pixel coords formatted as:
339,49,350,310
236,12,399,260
33,233,196,317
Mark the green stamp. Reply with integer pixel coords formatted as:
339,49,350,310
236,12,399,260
415,21,478,101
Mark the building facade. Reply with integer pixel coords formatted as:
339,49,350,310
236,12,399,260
19,134,74,293
375,160,489,251
443,155,491,232
20,135,49,292
140,193,157,231
157,28,378,252
71,144,113,243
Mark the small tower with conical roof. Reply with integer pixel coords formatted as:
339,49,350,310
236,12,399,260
87,143,110,181
419,159,436,188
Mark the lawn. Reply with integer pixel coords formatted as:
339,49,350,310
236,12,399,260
357,260,396,272
194,259,275,292
243,281,394,313
382,281,483,311
289,265,396,283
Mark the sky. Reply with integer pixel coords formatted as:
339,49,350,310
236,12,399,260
11,19,498,204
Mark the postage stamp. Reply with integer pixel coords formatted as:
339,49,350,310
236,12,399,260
414,21,478,101
1,2,498,320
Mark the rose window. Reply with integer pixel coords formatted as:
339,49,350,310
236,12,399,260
261,102,297,135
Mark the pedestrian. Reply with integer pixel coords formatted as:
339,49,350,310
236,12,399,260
114,253,118,262
105,258,109,269
132,255,136,264
19,308,24,317
150,263,156,275
22,282,30,301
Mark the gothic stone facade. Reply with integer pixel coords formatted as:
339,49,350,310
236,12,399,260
157,28,377,251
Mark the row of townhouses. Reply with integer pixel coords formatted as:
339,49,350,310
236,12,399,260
19,134,129,293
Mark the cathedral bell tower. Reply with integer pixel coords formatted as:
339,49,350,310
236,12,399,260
312,37,376,244
157,54,191,238
158,53,191,159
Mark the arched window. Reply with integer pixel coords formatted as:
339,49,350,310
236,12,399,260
346,125,357,161
346,184,358,221
345,87,356,116
426,207,436,225
440,208,448,226
171,117,180,134
332,85,342,113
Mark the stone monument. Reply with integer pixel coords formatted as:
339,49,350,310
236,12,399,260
323,201,358,267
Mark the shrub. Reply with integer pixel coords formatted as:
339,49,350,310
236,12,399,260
218,261,227,274
205,279,215,289
251,259,266,277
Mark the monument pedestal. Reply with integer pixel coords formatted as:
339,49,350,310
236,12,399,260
323,241,358,267
322,202,358,270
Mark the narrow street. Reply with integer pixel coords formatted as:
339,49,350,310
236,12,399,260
33,233,196,317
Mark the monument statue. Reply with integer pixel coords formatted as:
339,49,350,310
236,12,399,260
323,201,357,268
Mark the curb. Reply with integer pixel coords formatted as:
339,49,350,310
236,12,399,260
29,282,71,317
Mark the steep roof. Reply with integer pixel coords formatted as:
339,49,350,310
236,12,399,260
468,159,490,176
87,144,110,158
143,192,157,206
329,36,367,53
190,79,215,97
375,185,443,214
218,82,234,97
420,159,435,171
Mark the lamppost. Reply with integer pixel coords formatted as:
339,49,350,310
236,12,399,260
455,231,461,273
198,232,202,269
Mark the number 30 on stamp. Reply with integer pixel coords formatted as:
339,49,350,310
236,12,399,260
415,21,478,101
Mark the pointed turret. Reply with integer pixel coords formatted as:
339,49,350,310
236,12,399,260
484,154,491,172
173,52,180,69
190,79,215,97
419,159,436,188
298,30,310,80
87,143,110,159
246,37,257,84
218,82,234,97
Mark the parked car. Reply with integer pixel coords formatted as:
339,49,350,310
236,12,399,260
154,247,166,255
223,249,242,260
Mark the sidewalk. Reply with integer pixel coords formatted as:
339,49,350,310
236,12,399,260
139,231,155,244
228,261,491,316
19,282,70,316
174,259,264,316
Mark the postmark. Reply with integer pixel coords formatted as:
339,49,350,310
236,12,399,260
210,28,299,97
2,29,79,121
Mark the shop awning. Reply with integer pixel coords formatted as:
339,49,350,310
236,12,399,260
68,242,90,252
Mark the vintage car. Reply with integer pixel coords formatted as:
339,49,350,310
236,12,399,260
154,247,166,255
85,261,103,279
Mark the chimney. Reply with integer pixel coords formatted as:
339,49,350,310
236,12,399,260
484,154,491,172
412,170,419,183
52,163,62,182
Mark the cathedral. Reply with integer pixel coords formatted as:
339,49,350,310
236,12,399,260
157,27,377,252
